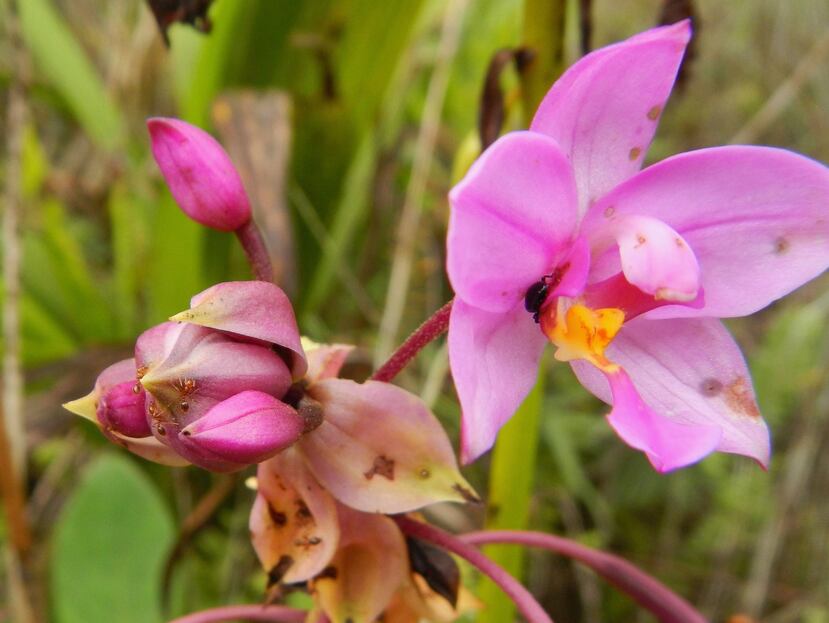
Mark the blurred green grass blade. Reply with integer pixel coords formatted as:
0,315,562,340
18,0,125,149
478,368,544,623
108,183,147,337
21,200,115,343
337,0,426,127
51,454,174,623
176,0,305,126
145,194,207,324
302,133,377,315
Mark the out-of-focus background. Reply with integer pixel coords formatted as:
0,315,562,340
1,0,828,621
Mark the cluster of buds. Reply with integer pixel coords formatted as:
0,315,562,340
65,281,314,471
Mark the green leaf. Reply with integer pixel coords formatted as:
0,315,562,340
478,367,543,623
337,0,426,128
19,0,125,149
51,454,174,623
145,193,207,324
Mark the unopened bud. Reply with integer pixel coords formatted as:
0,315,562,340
97,381,152,438
147,117,251,232
178,391,304,467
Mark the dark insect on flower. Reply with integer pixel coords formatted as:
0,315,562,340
524,279,550,323
146,0,214,46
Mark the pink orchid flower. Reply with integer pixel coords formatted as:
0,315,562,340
447,21,829,471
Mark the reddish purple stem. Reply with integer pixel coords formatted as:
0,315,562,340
235,219,274,283
461,530,707,623
371,299,453,382
167,604,307,623
394,516,554,623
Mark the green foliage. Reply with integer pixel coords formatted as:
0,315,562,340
51,454,174,623
18,0,125,149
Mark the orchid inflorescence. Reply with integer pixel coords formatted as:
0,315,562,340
65,20,829,623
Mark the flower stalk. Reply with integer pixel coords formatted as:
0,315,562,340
393,515,554,623
235,219,274,282
167,604,307,623
462,530,707,623
371,299,453,383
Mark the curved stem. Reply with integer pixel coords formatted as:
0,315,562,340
235,219,274,282
371,299,453,383
167,604,307,623
394,516,554,623
461,530,706,623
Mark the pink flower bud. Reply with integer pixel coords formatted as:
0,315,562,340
178,391,304,468
97,380,152,438
147,117,251,232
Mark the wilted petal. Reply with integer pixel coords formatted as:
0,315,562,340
312,505,407,623
447,132,579,313
604,368,722,472
179,391,304,466
582,146,829,318
302,339,354,383
572,316,771,467
298,379,479,513
449,300,546,464
171,281,307,378
250,450,340,584
110,433,190,467
591,214,700,302
531,21,691,213
147,117,252,232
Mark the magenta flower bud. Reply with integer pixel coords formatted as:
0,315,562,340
147,117,251,232
97,380,152,438
178,391,304,468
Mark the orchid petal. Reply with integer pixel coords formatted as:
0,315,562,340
604,368,722,472
531,21,691,214
109,433,190,467
250,450,340,584
592,214,700,302
138,324,292,427
302,339,354,384
572,317,771,467
447,132,579,313
298,379,479,513
449,300,547,464
171,281,307,378
582,146,829,318
312,505,407,623
179,391,304,465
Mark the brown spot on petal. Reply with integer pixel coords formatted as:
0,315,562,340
419,468,431,479
647,105,662,120
156,424,166,436
635,234,647,248
629,147,642,161
701,378,723,397
675,237,685,248
364,455,395,480
724,377,761,418
267,555,294,586
267,503,287,527
294,500,312,525
774,236,790,255
603,205,615,218
452,483,481,504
